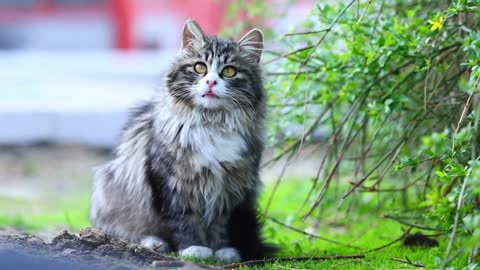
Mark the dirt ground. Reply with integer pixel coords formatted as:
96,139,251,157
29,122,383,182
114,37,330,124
0,227,219,270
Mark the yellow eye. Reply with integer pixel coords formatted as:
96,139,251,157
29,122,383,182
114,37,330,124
222,66,237,78
194,62,207,74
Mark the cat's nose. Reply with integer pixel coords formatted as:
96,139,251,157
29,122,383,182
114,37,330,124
206,80,217,89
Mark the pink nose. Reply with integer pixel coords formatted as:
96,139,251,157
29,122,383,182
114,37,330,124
206,80,217,90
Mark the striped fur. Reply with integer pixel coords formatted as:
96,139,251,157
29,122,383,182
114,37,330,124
90,20,272,262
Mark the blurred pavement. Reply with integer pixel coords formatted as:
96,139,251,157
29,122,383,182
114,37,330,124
0,50,176,147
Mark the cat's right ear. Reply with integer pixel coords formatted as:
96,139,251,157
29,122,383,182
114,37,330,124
181,19,207,50
238,29,264,63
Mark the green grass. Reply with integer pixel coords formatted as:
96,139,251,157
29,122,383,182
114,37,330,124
0,180,469,269
245,180,468,269
0,193,90,232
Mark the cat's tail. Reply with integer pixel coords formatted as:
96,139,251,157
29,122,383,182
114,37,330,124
227,204,278,261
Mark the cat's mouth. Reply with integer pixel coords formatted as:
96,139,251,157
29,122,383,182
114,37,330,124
202,92,219,98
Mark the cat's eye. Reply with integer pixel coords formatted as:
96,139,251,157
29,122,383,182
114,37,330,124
222,66,237,78
194,62,207,74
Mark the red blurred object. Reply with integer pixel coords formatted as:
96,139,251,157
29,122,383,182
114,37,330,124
110,0,227,50
0,0,227,50
111,0,134,50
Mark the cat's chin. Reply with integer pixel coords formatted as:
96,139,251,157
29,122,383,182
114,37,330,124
194,96,226,110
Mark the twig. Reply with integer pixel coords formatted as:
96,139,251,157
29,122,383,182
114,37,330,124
361,176,424,193
390,257,425,268
222,255,366,269
452,77,478,151
442,167,471,268
341,138,406,199
261,95,339,168
383,214,447,232
364,227,412,253
356,0,372,24
266,216,361,250
263,151,296,215
263,45,315,65
442,247,465,269
297,90,369,217
302,118,368,219
285,0,356,92
284,29,330,36
341,107,427,200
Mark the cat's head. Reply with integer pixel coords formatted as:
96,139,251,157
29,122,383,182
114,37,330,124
166,19,264,112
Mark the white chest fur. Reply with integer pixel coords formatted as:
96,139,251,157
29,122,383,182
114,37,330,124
183,125,246,172
176,124,248,221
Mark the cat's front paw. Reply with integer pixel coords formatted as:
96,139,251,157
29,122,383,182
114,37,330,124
178,245,213,259
140,236,169,253
214,247,241,263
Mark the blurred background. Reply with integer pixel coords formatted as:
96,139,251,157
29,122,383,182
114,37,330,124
0,0,316,235
2,1,478,268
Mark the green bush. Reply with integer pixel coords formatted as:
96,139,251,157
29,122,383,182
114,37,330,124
228,0,480,268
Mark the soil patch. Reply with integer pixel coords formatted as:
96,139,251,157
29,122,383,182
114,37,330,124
0,227,219,270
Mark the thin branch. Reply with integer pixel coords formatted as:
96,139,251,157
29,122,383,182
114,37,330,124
297,90,369,216
360,177,423,192
263,151,296,216
302,118,368,219
390,257,425,268
261,95,339,168
298,50,395,216
342,138,406,199
263,45,315,65
284,29,330,36
356,0,372,24
442,169,470,268
383,214,447,232
266,216,361,250
452,78,478,151
442,247,465,269
285,0,356,91
341,107,427,200
364,227,413,253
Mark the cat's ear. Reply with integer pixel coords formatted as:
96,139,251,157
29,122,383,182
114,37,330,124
181,19,207,50
238,29,264,63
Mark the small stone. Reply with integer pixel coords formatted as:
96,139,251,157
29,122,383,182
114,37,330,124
78,228,109,246
27,237,44,245
51,230,75,244
61,248,77,256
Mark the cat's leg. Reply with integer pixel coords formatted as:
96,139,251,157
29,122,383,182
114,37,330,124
91,165,166,251
168,215,213,259
214,248,241,262
226,197,275,261
209,217,241,262
178,246,213,259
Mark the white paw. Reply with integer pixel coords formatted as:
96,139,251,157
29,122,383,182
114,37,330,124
214,247,241,263
140,236,169,253
178,245,213,259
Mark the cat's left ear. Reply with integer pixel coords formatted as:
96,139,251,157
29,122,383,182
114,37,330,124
238,29,264,63
181,19,207,50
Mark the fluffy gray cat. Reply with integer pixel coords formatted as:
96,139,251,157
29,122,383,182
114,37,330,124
90,19,272,263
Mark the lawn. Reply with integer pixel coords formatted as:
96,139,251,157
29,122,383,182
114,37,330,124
0,179,468,269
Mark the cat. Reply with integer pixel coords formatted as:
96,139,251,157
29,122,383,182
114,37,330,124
90,19,272,263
